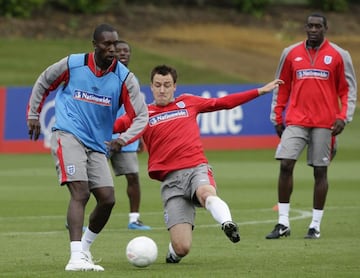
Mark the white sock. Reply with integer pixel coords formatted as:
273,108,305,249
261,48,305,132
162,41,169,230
129,212,140,224
70,241,83,260
278,202,290,227
309,209,323,231
81,227,98,252
205,196,232,224
168,242,181,259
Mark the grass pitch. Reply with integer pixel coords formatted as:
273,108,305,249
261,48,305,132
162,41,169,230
0,28,359,277
0,111,359,277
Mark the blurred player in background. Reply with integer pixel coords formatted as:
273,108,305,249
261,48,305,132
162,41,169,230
112,64,283,263
27,24,148,271
266,13,357,240
110,40,151,230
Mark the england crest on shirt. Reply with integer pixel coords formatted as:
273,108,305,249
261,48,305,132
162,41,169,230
324,55,332,65
176,101,185,108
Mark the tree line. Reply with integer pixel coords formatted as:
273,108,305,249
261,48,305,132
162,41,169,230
0,0,355,18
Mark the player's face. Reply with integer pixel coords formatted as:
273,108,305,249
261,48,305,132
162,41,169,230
305,16,327,47
93,31,119,69
151,73,176,106
115,42,131,67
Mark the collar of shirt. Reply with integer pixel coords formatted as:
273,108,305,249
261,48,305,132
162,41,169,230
88,52,117,77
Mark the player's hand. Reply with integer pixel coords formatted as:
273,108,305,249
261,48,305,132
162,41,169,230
137,137,145,153
275,124,285,138
331,119,345,136
105,138,126,153
27,119,41,141
258,79,284,95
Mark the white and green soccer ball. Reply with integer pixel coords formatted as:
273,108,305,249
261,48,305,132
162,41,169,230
126,236,158,268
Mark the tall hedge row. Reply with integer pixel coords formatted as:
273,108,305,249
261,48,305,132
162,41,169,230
0,0,354,18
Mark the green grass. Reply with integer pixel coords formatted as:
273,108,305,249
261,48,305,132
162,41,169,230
0,38,246,86
1,34,359,277
0,110,359,277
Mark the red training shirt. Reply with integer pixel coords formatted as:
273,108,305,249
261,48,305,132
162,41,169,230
270,39,357,128
114,89,260,181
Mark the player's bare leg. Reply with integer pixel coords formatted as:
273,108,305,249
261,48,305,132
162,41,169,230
126,173,151,230
305,166,328,239
266,159,295,239
166,223,192,263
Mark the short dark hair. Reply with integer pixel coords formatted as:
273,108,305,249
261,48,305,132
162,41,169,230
150,65,178,83
117,39,129,45
116,40,131,50
307,13,327,27
93,23,116,41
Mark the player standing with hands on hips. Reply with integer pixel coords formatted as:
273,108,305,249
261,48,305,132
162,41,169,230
110,40,151,230
266,13,357,240
27,24,148,271
112,64,283,263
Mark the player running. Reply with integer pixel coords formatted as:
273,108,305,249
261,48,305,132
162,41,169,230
27,24,148,271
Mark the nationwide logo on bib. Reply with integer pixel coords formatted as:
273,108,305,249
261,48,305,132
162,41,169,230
73,89,112,106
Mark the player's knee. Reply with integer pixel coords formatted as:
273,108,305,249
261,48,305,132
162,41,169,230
196,185,216,206
172,241,191,257
94,188,116,209
280,159,295,174
126,173,139,185
103,195,116,209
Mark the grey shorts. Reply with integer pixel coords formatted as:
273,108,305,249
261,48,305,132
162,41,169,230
275,126,335,166
161,163,216,229
110,151,139,176
50,130,114,189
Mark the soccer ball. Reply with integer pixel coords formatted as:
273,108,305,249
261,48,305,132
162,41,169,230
126,236,158,268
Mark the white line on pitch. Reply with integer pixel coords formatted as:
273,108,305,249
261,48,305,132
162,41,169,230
0,208,312,236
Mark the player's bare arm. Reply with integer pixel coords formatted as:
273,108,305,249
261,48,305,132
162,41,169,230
257,79,284,95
